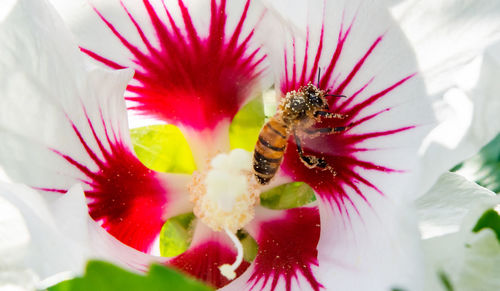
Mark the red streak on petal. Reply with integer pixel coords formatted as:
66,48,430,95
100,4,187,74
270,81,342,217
280,15,353,94
84,0,266,130
307,24,324,85
341,73,415,120
50,116,169,253
120,1,157,54
333,35,383,95
282,122,414,212
342,126,415,144
35,188,67,194
348,107,391,128
169,241,250,289
249,207,323,291
279,13,418,212
299,28,312,86
319,16,353,90
84,142,167,253
80,48,125,70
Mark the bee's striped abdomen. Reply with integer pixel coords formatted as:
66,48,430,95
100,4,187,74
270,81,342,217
253,117,289,185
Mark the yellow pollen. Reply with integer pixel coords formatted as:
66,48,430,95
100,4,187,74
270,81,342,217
188,149,261,233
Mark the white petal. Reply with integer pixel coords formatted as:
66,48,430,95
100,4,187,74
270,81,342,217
417,172,497,240
0,0,16,22
416,172,500,291
0,0,132,190
456,229,500,291
0,196,29,267
419,44,500,193
88,218,168,272
317,190,424,291
390,1,500,194
467,43,500,149
391,0,500,96
0,181,168,287
0,183,90,282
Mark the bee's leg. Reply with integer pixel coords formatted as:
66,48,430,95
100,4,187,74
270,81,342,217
294,132,328,168
302,125,349,135
314,110,345,119
324,94,346,98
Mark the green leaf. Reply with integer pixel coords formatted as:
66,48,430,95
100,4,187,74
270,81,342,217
48,260,213,291
229,97,266,151
452,133,500,193
237,229,258,262
473,208,500,242
260,182,316,209
438,271,454,291
159,213,195,257
130,125,196,174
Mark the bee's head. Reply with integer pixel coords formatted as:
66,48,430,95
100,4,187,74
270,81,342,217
281,83,330,124
305,85,328,111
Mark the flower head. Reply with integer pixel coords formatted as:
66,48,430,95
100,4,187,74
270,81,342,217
0,0,445,290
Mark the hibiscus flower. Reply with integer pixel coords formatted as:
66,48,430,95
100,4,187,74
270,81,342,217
0,0,466,290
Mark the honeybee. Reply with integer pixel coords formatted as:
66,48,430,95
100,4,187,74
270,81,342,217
253,82,348,185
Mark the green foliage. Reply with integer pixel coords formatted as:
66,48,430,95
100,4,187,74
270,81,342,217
438,271,455,291
48,261,213,291
131,125,196,174
260,182,316,209
473,208,500,242
237,229,258,262
229,97,266,151
453,133,500,193
159,213,195,257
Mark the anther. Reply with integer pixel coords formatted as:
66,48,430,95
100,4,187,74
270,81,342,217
219,228,244,280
